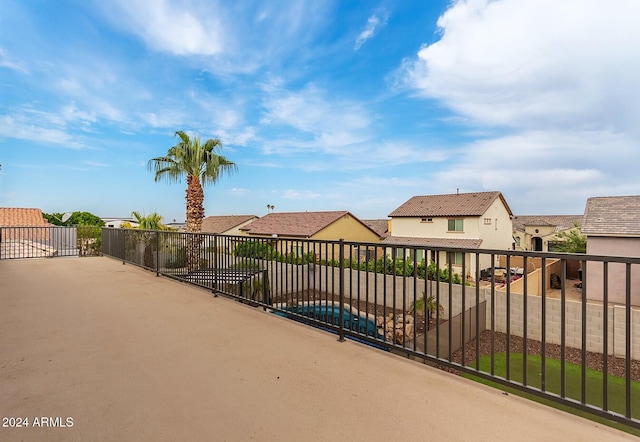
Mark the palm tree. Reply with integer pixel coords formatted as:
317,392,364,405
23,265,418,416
409,292,444,321
148,131,237,270
131,211,164,230
131,211,165,268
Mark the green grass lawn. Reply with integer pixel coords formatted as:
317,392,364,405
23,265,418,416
463,353,640,436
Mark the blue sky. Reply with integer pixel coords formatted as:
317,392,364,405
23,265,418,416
1,0,639,223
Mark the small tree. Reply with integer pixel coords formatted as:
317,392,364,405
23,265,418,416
410,292,444,321
552,223,586,253
44,211,105,227
131,211,165,268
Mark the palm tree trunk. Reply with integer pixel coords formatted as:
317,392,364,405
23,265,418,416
185,174,205,271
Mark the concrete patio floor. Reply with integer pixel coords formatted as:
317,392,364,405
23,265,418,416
0,257,635,441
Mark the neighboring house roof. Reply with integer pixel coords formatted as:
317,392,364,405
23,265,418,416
512,215,582,233
581,196,640,236
201,215,258,234
241,211,379,238
101,217,135,222
389,191,512,218
0,207,49,226
362,219,390,239
383,235,483,249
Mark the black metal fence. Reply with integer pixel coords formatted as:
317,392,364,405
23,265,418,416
101,228,640,430
0,226,102,259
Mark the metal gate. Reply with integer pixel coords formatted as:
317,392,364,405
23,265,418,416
0,226,101,259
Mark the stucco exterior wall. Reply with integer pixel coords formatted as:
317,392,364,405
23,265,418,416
514,226,581,252
315,214,381,243
476,200,513,250
585,236,640,305
224,220,257,236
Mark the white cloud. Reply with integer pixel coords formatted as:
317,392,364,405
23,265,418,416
404,0,640,132
282,189,322,200
0,115,85,148
432,130,637,214
82,160,111,168
400,0,640,213
260,82,371,150
104,0,331,75
354,10,389,51
0,47,29,74
257,80,452,173
108,0,224,56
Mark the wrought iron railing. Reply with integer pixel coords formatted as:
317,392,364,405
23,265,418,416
0,226,102,259
101,228,640,430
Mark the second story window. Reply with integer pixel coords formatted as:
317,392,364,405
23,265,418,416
448,219,464,232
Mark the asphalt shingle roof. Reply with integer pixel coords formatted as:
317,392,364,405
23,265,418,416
201,215,257,234
0,208,49,226
389,191,512,218
581,196,640,236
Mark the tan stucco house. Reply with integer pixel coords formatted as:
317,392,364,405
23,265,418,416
199,215,259,253
201,215,259,236
240,211,383,260
512,215,582,252
384,191,514,279
581,196,640,305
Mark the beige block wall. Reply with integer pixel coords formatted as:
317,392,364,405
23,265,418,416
484,288,640,359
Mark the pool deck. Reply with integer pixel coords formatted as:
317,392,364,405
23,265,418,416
0,257,635,441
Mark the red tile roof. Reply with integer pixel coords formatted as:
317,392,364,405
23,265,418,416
241,211,376,238
389,191,512,218
581,196,640,236
201,215,258,234
383,235,483,249
0,208,50,226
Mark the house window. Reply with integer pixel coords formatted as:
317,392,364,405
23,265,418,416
447,219,464,232
413,249,425,263
420,218,433,223
515,237,521,247
484,218,492,225
447,252,463,266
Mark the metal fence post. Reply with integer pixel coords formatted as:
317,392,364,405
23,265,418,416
155,231,160,277
212,234,218,297
338,238,345,342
